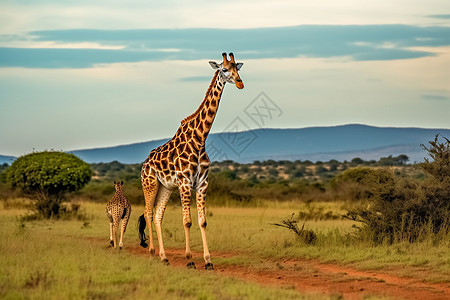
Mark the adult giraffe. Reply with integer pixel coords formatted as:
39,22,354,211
138,53,244,270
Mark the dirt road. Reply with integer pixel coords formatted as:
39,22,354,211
126,245,449,300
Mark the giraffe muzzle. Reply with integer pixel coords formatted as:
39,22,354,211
235,79,244,89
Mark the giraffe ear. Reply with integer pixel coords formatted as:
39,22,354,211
114,181,116,184
121,181,124,185
236,62,243,70
209,61,220,69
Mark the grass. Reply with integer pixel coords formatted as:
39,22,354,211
156,201,449,281
0,201,316,300
219,208,449,280
1,198,449,299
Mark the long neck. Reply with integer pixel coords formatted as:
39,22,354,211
180,70,225,145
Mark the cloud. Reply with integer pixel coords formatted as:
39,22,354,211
421,94,450,101
428,14,450,19
0,47,172,68
1,25,449,68
179,76,211,82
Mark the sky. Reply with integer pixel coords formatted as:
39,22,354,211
1,0,450,157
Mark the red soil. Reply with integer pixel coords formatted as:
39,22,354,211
126,245,450,300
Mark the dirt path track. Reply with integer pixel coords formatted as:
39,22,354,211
127,245,449,299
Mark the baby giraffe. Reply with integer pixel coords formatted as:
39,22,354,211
106,181,131,250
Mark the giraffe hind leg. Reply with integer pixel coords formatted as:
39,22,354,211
112,219,119,249
119,220,124,250
110,231,114,247
142,175,160,256
153,184,173,263
119,207,131,249
107,212,114,247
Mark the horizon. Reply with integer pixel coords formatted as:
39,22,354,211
2,123,450,157
66,123,450,153
1,1,450,157
2,124,449,166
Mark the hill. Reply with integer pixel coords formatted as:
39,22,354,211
2,124,449,164
0,155,16,165
67,124,450,164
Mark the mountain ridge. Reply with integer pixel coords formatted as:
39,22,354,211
2,124,449,164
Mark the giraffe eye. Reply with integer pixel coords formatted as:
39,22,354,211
222,68,228,72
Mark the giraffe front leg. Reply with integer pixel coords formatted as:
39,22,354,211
154,185,172,264
196,184,213,270
179,183,196,269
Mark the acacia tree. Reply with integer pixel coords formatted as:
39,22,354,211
7,151,92,218
421,135,450,182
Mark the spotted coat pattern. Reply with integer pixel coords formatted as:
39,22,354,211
141,53,244,269
106,181,131,249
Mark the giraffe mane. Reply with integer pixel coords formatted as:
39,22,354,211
181,70,220,125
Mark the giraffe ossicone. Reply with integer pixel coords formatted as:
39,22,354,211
138,53,244,270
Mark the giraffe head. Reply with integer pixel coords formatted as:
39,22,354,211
209,52,244,89
113,181,124,191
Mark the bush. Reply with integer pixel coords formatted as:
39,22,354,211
420,135,450,181
330,167,376,201
7,151,92,218
207,171,253,205
345,136,450,243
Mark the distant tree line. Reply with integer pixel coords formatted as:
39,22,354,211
0,155,423,205
0,153,415,206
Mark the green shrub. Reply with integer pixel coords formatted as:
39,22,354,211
345,136,450,243
7,151,92,218
330,167,376,201
420,135,450,181
207,171,253,205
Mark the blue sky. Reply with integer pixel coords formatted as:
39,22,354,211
1,1,450,157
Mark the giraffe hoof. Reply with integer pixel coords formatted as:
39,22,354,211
186,262,196,269
110,240,114,247
162,258,170,265
119,246,122,251
205,263,214,270
150,248,155,255
140,241,148,248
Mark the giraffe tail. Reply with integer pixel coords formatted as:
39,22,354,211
137,214,148,248
121,207,128,219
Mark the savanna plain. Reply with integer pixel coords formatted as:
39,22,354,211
1,201,448,299
1,154,449,300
